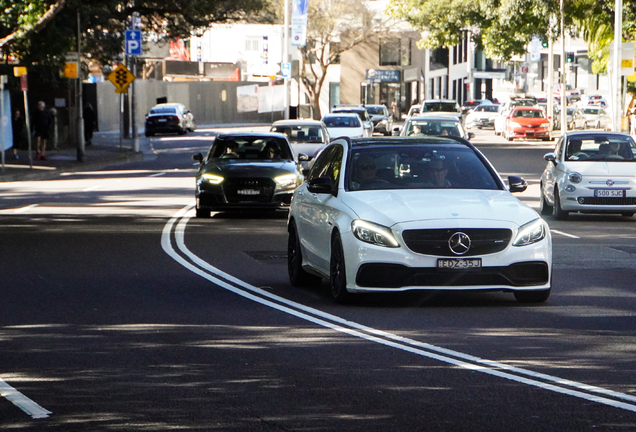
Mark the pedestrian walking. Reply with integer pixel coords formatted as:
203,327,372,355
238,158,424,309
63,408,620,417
33,101,52,160
83,103,96,146
11,110,26,160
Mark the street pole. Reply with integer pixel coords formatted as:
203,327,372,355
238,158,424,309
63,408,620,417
130,12,139,152
613,0,623,131
547,38,554,137
560,0,567,136
1,75,6,173
77,10,85,162
283,0,290,119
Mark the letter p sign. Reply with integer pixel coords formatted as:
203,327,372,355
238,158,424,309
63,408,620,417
125,30,142,56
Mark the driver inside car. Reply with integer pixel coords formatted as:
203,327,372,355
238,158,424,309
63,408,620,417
351,155,385,190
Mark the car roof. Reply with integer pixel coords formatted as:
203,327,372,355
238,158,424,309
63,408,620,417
323,113,360,118
272,119,325,126
512,106,542,111
565,131,631,138
216,131,290,140
332,136,475,151
408,115,460,122
422,99,458,104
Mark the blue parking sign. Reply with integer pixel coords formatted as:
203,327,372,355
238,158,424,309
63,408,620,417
125,30,142,56
281,62,291,79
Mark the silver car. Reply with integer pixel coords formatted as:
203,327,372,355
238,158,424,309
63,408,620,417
270,119,331,160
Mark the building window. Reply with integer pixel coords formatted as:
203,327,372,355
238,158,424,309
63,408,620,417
245,38,259,52
379,38,411,66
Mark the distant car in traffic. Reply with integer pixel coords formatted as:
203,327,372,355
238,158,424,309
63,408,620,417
144,103,195,137
460,99,492,114
419,99,464,124
581,106,611,129
540,131,636,219
504,107,551,141
465,104,499,129
287,136,552,304
192,132,306,217
322,113,366,139
397,115,474,140
270,119,330,160
331,105,373,137
364,104,393,136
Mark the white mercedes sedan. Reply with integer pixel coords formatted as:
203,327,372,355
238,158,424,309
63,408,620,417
540,131,636,219
287,136,553,304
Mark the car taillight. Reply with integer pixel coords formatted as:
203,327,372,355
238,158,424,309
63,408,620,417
170,115,179,121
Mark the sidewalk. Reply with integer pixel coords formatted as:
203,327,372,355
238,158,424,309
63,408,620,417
0,132,150,182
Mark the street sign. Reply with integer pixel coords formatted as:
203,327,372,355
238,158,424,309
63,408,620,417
281,62,291,79
107,64,135,93
61,52,79,78
125,30,142,56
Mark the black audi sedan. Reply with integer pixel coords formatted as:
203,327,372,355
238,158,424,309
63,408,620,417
192,132,307,217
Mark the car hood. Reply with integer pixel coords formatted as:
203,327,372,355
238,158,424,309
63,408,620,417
201,160,295,176
563,161,636,176
341,189,538,228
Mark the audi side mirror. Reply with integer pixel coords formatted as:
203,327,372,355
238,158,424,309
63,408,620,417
508,176,528,193
192,153,203,163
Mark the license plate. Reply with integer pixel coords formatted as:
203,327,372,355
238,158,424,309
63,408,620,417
237,189,260,195
157,119,167,123
594,189,625,197
437,258,482,269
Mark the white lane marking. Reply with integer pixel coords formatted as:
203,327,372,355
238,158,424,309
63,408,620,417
551,229,580,239
148,172,166,177
14,204,39,214
0,378,51,419
82,185,102,192
162,204,636,413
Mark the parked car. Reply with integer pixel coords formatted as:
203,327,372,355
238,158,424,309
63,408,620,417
270,119,330,161
504,107,551,141
397,115,474,140
364,104,393,136
581,106,611,129
331,105,373,137
144,103,195,136
322,113,366,139
288,136,552,303
192,132,306,217
540,131,636,219
465,104,499,129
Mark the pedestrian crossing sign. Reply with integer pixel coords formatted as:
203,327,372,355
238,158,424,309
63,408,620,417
107,64,135,93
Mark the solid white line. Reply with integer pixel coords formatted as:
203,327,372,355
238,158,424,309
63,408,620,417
82,185,102,192
148,172,166,177
0,379,51,419
162,204,636,413
551,229,580,239
14,204,38,214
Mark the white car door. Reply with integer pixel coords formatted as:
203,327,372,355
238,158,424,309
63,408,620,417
542,137,565,204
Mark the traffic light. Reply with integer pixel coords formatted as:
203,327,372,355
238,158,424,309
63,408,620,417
566,52,575,63
542,40,549,48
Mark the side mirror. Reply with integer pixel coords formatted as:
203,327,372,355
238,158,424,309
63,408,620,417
307,177,333,194
297,153,310,162
508,175,528,193
544,152,557,164
468,132,475,140
192,153,204,163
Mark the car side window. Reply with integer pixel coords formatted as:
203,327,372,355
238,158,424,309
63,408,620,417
306,145,343,187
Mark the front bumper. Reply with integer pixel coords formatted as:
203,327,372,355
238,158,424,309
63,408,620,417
508,126,549,139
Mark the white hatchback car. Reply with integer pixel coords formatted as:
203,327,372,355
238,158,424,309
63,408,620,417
321,113,366,139
540,132,636,219
288,137,553,303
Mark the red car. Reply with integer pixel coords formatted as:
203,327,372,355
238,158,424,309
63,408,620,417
505,107,551,141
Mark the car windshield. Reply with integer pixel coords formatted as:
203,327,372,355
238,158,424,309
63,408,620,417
209,136,293,161
271,125,325,144
323,116,361,128
584,108,600,114
477,106,498,113
513,109,545,118
346,145,500,191
150,106,177,114
365,106,385,115
422,102,460,113
405,120,462,137
565,135,636,162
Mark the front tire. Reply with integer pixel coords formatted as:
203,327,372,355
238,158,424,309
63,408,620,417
330,232,351,303
552,189,568,220
539,186,553,215
195,205,210,218
288,222,322,287
514,288,551,303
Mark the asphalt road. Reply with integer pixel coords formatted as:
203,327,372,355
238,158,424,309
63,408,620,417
0,127,635,431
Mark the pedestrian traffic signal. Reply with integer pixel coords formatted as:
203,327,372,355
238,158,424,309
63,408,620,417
542,40,549,48
566,52,575,63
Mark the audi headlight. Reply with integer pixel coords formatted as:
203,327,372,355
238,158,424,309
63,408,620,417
568,172,582,184
202,173,224,184
513,218,546,246
274,174,300,191
352,220,400,248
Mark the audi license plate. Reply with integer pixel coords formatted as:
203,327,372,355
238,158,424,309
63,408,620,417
237,189,260,195
594,189,625,198
437,258,482,269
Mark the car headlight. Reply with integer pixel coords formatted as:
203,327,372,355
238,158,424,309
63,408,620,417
541,122,550,128
509,122,522,128
351,220,400,248
512,218,546,246
202,173,224,184
274,174,300,190
568,172,582,183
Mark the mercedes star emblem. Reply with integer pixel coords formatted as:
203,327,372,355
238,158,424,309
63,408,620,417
449,232,471,255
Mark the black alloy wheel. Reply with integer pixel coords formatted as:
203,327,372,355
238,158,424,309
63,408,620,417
288,222,322,287
330,232,351,303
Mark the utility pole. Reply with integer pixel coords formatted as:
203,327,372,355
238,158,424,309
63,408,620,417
77,10,85,162
560,0,567,136
613,0,623,131
130,12,140,152
283,0,290,119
